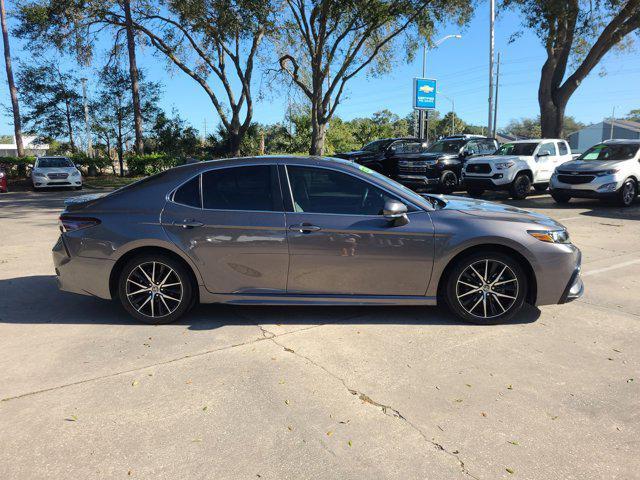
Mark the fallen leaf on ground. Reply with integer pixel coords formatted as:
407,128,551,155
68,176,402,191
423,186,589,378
508,441,519,446
506,468,514,474
283,347,294,353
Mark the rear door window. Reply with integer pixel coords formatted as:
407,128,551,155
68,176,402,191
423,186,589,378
558,141,569,155
202,165,281,211
173,175,201,208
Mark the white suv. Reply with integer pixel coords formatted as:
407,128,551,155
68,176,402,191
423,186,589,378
31,156,83,191
462,139,572,199
549,140,640,207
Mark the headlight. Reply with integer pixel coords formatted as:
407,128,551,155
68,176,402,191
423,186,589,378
528,229,570,244
33,171,46,177
495,161,514,170
595,169,619,177
597,182,618,192
71,170,80,176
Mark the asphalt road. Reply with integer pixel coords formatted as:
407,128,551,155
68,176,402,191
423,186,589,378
1,189,639,479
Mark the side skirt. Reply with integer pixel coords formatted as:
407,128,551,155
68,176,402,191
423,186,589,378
199,290,438,306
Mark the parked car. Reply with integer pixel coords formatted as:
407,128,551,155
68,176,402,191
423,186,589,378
31,156,83,190
0,167,7,193
333,137,420,176
53,156,583,326
395,135,499,193
462,139,572,199
549,139,640,207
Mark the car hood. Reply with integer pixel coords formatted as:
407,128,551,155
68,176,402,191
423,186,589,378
437,195,564,228
466,155,530,164
556,159,625,172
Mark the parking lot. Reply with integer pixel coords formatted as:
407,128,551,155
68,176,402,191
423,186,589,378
1,189,639,479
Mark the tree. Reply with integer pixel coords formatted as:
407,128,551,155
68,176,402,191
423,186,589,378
93,64,161,175
505,0,640,137
276,0,472,155
108,0,278,157
502,115,585,138
1,0,23,156
15,0,146,152
148,110,200,159
16,61,84,151
435,111,465,138
626,108,640,122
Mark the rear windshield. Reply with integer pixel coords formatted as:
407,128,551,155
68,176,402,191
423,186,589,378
579,143,639,161
495,143,537,156
37,158,73,168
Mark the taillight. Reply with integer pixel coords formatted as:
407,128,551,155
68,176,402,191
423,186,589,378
59,215,101,232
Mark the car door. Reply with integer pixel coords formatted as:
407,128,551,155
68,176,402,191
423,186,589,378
282,164,435,296
535,141,558,181
161,164,289,294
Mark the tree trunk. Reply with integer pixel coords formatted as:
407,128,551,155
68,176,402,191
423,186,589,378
123,0,144,154
0,0,24,157
228,132,241,157
64,98,76,152
538,69,567,138
309,99,327,156
117,114,124,177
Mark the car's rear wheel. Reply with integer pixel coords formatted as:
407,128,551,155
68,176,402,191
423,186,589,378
440,171,458,194
617,178,637,207
510,173,531,200
444,252,528,325
467,188,484,198
551,192,571,204
533,183,548,192
118,254,194,324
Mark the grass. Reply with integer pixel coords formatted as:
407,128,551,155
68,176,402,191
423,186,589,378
83,175,145,189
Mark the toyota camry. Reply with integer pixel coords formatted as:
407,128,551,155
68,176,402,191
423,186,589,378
53,156,583,325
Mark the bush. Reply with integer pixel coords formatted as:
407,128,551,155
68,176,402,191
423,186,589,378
126,153,182,176
70,153,112,173
0,156,36,177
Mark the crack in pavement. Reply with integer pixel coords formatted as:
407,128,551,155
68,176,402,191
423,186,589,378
1,324,322,403
259,326,479,479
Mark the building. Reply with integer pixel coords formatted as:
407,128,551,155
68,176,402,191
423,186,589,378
567,119,640,153
0,136,49,157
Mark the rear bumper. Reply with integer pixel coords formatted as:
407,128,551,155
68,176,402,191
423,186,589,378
52,235,113,299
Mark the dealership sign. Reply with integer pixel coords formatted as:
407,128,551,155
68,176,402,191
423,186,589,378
413,78,437,110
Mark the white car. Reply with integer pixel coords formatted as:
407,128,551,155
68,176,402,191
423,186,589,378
31,156,83,191
462,139,573,199
550,139,640,207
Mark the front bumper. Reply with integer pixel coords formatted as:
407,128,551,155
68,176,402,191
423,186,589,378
52,235,113,299
462,174,510,190
559,266,584,304
549,175,622,199
33,176,82,188
396,174,441,190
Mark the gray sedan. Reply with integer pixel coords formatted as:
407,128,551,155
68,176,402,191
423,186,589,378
53,156,583,325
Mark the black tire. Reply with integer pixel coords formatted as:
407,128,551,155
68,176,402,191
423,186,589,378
467,188,484,198
440,170,458,194
118,253,195,324
617,178,637,207
75,185,83,190
551,192,571,204
444,251,528,325
509,173,532,200
533,183,549,192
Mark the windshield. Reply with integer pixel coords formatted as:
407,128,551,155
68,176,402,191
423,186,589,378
37,158,73,168
578,143,639,161
426,140,464,154
361,140,391,153
495,143,538,156
353,163,438,210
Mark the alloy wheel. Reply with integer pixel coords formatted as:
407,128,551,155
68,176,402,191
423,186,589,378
623,181,636,205
455,259,519,319
126,261,183,319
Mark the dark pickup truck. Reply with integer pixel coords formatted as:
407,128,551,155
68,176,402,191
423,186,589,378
335,135,499,193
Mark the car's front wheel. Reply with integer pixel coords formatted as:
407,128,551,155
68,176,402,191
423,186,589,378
444,252,528,325
118,254,194,324
617,178,637,207
440,171,458,194
510,173,532,200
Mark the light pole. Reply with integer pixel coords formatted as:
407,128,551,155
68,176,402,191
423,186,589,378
418,34,461,142
80,77,92,156
437,91,455,135
488,0,495,135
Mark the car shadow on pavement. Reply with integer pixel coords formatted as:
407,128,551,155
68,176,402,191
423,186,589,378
0,275,541,328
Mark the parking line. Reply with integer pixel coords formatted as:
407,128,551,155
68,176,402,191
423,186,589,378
582,259,640,277
557,216,583,221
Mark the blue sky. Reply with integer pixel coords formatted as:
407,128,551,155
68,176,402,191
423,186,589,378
2,4,639,137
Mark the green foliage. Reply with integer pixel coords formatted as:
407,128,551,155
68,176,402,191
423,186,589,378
69,153,112,172
625,109,640,122
126,154,181,176
147,111,201,159
502,115,585,138
0,156,37,177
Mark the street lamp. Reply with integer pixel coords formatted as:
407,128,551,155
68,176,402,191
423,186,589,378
418,34,462,142
437,91,455,136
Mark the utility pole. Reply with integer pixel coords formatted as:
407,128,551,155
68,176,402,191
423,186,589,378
80,78,92,156
493,52,500,138
610,106,616,139
488,0,495,135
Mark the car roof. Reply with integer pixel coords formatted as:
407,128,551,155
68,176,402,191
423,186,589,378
602,139,640,145
502,139,564,143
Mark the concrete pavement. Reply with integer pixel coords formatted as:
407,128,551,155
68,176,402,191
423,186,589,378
1,189,638,479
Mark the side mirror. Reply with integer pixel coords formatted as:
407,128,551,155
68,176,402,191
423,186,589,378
385,146,396,157
383,200,409,226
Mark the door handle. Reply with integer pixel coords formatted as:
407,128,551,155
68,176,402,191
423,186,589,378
289,223,321,233
174,219,204,229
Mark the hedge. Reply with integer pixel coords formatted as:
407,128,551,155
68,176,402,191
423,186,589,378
126,153,183,176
